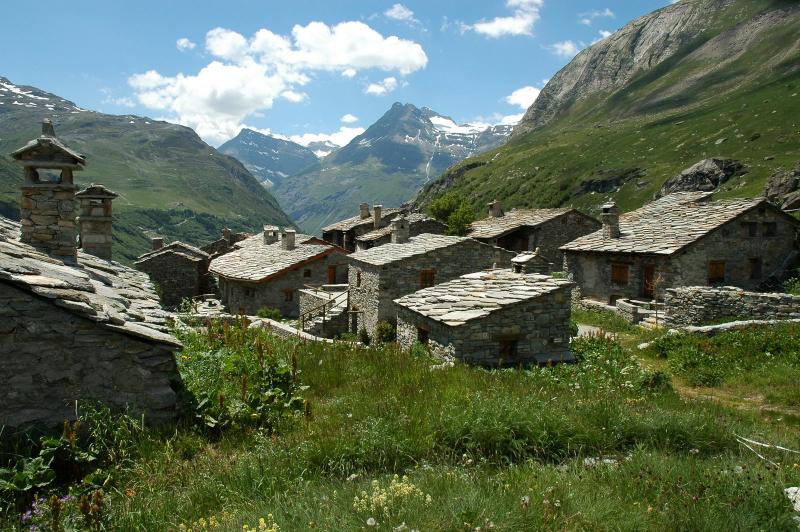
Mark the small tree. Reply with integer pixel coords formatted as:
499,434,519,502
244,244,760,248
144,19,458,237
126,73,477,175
446,203,476,236
428,191,463,222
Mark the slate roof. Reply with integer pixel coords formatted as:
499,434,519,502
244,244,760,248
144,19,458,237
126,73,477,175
468,208,573,239
0,216,179,347
322,208,403,232
355,213,437,242
395,270,572,326
135,242,210,264
560,192,787,255
348,233,470,266
10,120,86,166
209,233,337,282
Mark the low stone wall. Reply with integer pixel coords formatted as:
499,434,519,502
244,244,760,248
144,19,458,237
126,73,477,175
665,286,800,327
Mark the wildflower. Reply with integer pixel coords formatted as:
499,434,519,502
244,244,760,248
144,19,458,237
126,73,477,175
367,517,377,527
520,495,530,509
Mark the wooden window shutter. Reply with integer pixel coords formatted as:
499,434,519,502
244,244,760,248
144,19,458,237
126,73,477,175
708,261,726,284
611,263,629,285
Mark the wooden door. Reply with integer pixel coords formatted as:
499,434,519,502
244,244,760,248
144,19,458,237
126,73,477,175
643,265,655,298
327,265,337,284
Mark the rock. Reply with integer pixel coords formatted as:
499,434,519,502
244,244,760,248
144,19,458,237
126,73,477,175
657,158,746,197
715,138,727,145
785,487,800,513
762,161,800,209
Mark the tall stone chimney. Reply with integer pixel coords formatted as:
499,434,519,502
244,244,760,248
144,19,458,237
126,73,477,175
373,204,383,229
76,184,117,261
390,216,410,244
488,200,504,218
601,202,620,239
223,227,232,243
359,202,370,219
263,225,279,245
281,228,296,250
151,237,164,251
10,119,86,263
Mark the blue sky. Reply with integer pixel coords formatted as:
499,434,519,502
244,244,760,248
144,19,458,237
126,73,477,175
0,0,672,147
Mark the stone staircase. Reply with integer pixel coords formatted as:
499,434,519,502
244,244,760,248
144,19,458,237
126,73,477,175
299,286,350,338
640,314,668,330
302,298,349,337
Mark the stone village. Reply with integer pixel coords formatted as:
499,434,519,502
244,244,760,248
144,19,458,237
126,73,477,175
3,121,800,430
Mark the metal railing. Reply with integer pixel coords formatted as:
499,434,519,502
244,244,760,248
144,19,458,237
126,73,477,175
298,288,349,333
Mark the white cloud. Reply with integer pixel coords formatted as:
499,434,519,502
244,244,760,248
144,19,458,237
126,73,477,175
546,40,581,58
289,126,365,148
578,8,614,26
176,37,196,51
505,85,541,109
385,3,417,22
340,113,359,124
130,22,428,145
467,0,544,38
365,76,399,95
499,113,524,125
592,30,613,44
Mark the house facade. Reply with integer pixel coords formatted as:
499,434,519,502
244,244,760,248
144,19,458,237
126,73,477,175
348,231,515,337
210,228,349,317
468,200,601,269
135,241,213,307
322,203,405,252
561,193,800,304
395,270,574,366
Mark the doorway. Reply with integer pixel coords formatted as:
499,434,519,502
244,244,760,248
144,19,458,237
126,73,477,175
327,265,337,284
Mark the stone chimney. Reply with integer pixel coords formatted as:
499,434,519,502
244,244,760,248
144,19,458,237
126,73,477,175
390,216,410,244
76,184,118,261
223,227,232,243
263,225,279,245
359,202,370,219
373,204,383,229
488,200,504,218
601,202,620,239
10,119,86,263
151,237,164,251
281,228,296,250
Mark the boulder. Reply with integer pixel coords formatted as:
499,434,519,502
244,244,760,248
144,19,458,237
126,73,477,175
657,158,746,198
763,161,800,210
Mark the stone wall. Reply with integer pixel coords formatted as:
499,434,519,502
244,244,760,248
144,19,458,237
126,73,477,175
0,283,180,430
349,241,514,337
220,251,349,317
664,286,800,327
20,183,77,263
396,285,574,366
137,253,209,308
564,206,798,304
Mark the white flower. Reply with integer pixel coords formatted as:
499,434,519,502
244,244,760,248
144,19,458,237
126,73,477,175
367,517,377,527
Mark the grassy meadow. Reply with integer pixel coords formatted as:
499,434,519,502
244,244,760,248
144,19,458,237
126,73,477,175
2,316,800,530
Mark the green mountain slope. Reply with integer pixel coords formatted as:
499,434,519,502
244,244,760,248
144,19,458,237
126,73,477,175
415,0,800,216
0,77,293,263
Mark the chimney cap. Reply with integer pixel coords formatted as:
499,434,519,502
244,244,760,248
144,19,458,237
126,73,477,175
75,183,118,199
601,202,618,212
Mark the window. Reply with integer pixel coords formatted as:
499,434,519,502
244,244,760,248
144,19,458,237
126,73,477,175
611,263,629,285
744,222,758,237
708,261,726,285
283,289,294,302
749,258,763,280
764,223,777,237
303,269,311,278
356,271,362,287
420,269,436,289
499,339,519,364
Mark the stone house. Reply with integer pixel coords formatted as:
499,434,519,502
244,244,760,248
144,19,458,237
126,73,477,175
210,227,349,317
561,192,800,304
322,203,405,252
2,122,181,430
395,270,574,366
135,240,214,307
201,227,252,258
355,212,447,251
468,200,601,269
511,248,553,274
347,227,515,337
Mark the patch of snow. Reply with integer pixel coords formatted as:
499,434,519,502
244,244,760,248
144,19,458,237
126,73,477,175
429,115,490,135
314,149,332,158
0,81,49,100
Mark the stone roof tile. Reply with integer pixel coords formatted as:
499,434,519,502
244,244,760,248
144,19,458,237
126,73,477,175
322,208,404,232
468,208,573,239
355,213,437,242
348,233,471,266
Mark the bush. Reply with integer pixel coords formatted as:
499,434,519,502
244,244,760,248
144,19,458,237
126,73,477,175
374,321,397,344
427,192,476,236
446,203,476,236
785,276,800,295
427,191,463,222
358,327,371,346
256,307,282,320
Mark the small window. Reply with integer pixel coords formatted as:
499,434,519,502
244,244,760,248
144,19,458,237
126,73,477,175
611,263,629,285
708,261,726,285
499,339,518,363
283,289,294,302
420,269,436,289
303,269,311,278
764,223,777,237
356,271,362,287
749,258,762,280
417,327,429,345
744,222,758,237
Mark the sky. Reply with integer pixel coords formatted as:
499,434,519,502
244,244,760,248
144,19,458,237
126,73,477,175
0,0,674,148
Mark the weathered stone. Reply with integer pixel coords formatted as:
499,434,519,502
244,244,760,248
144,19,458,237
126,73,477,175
657,158,746,197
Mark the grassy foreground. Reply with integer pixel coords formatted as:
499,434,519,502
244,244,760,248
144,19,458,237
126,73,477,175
3,320,800,530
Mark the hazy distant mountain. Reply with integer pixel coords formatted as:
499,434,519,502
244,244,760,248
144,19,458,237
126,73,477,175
0,76,293,263
274,102,512,233
218,129,319,188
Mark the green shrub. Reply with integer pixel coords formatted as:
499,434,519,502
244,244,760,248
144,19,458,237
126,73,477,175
374,321,397,344
358,327,371,346
256,307,282,320
784,276,800,295
445,203,476,236
410,341,430,359
427,191,463,222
